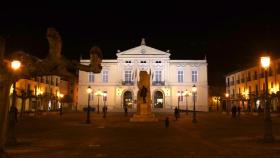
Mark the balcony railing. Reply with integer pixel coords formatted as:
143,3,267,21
122,81,134,86
152,81,165,86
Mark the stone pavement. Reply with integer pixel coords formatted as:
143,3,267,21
5,112,280,158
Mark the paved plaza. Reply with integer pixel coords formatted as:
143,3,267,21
5,112,280,158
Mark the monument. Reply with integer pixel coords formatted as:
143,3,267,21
130,71,158,122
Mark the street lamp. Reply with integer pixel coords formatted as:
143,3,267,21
183,89,191,115
192,85,197,123
59,93,64,116
8,60,21,144
103,93,107,118
261,56,274,142
11,60,21,71
95,90,103,114
86,86,92,124
225,93,229,114
11,60,21,113
177,92,181,110
103,93,107,107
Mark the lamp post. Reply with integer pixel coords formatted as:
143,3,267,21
59,93,64,116
225,93,229,114
184,89,191,115
217,97,221,112
103,93,107,108
261,56,274,142
192,85,197,123
11,60,21,112
8,60,21,144
95,90,103,114
103,93,107,118
11,60,21,109
86,86,92,124
177,92,180,110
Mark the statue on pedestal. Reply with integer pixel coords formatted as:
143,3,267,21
136,71,151,113
130,71,158,122
140,86,147,103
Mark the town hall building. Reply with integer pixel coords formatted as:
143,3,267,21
78,39,208,112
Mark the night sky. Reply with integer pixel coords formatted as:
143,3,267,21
1,1,280,86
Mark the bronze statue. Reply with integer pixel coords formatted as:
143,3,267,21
46,27,62,59
140,86,147,103
136,71,151,114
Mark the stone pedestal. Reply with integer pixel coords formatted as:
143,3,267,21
130,103,158,122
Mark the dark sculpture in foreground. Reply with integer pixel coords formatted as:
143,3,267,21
0,28,102,157
130,71,158,122
140,86,147,103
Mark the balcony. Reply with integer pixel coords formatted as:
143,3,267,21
122,81,134,86
152,81,165,86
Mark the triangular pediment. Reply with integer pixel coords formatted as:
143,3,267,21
116,45,170,58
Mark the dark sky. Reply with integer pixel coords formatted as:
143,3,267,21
1,1,280,86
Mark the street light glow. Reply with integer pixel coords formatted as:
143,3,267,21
192,84,197,123
95,90,103,96
260,56,274,142
11,60,21,70
225,93,229,98
87,86,92,94
261,56,270,69
177,92,181,96
60,94,64,98
192,85,197,93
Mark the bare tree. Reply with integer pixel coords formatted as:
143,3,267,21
0,28,102,157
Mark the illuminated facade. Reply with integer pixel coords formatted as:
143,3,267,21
10,76,62,112
78,39,208,112
225,58,280,112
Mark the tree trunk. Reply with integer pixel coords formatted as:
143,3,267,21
0,81,12,157
6,82,18,145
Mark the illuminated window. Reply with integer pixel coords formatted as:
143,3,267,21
192,70,197,83
155,71,162,82
124,71,132,82
178,70,183,83
88,72,94,82
102,71,109,83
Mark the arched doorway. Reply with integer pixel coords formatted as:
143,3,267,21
154,91,163,108
123,91,133,109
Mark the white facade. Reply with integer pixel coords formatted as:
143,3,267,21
78,40,208,112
